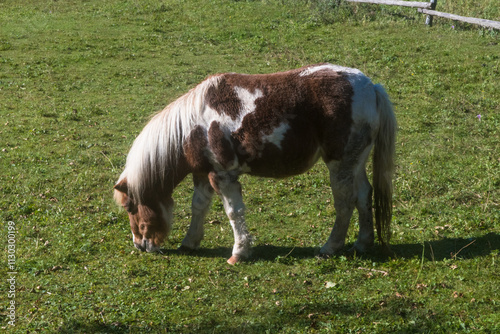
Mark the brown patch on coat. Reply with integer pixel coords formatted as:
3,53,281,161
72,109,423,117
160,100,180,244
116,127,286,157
208,121,236,169
183,125,211,173
204,64,354,176
223,68,313,174
307,69,354,162
206,76,242,121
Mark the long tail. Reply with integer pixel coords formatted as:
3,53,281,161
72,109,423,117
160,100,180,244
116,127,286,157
372,84,396,252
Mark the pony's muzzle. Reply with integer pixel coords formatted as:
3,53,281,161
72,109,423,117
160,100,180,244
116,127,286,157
134,239,160,253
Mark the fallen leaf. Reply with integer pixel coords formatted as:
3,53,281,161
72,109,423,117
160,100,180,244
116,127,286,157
325,281,336,288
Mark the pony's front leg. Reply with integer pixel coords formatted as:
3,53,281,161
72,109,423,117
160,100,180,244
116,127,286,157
180,174,214,251
212,172,252,265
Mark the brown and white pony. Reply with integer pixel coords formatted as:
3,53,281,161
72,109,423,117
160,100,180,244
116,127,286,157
114,63,396,264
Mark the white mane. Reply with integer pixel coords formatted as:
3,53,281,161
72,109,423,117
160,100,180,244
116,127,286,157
118,75,221,201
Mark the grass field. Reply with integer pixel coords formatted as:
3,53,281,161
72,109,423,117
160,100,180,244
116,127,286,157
1,0,499,332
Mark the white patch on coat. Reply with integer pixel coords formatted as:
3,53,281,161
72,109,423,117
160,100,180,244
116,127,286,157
261,121,290,149
235,86,263,117
201,86,263,171
299,64,362,77
200,86,263,132
217,175,252,258
346,72,379,134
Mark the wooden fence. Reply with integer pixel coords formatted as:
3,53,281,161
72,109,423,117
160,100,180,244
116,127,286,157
347,0,431,9
345,0,500,30
417,9,500,30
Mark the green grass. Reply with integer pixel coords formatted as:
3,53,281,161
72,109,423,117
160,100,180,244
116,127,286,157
0,0,499,332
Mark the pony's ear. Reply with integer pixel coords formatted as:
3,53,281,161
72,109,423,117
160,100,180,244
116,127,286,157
114,178,137,213
114,178,128,194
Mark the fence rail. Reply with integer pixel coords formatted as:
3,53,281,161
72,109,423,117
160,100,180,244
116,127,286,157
346,0,431,9
418,9,500,30
344,0,500,30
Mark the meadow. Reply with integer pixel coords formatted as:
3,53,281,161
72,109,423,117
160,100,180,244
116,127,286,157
0,0,498,332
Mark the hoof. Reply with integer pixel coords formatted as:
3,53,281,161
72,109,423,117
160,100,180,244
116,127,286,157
349,241,375,255
319,246,343,258
317,252,332,259
227,255,240,265
318,246,345,259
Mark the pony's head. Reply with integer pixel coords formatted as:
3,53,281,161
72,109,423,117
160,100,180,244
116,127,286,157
113,178,173,252
113,78,211,252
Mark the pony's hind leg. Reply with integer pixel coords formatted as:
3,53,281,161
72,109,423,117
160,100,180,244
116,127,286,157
351,169,375,254
180,174,214,251
321,124,373,256
210,171,252,265
320,160,356,256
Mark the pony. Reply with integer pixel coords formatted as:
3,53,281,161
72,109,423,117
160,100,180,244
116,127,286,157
114,63,396,264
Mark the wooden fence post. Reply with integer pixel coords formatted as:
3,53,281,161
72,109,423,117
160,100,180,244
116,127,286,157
425,0,437,26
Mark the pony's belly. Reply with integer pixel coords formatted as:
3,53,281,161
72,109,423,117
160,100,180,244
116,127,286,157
241,141,322,178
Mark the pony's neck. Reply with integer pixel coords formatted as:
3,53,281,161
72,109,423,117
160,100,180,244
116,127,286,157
151,153,191,202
